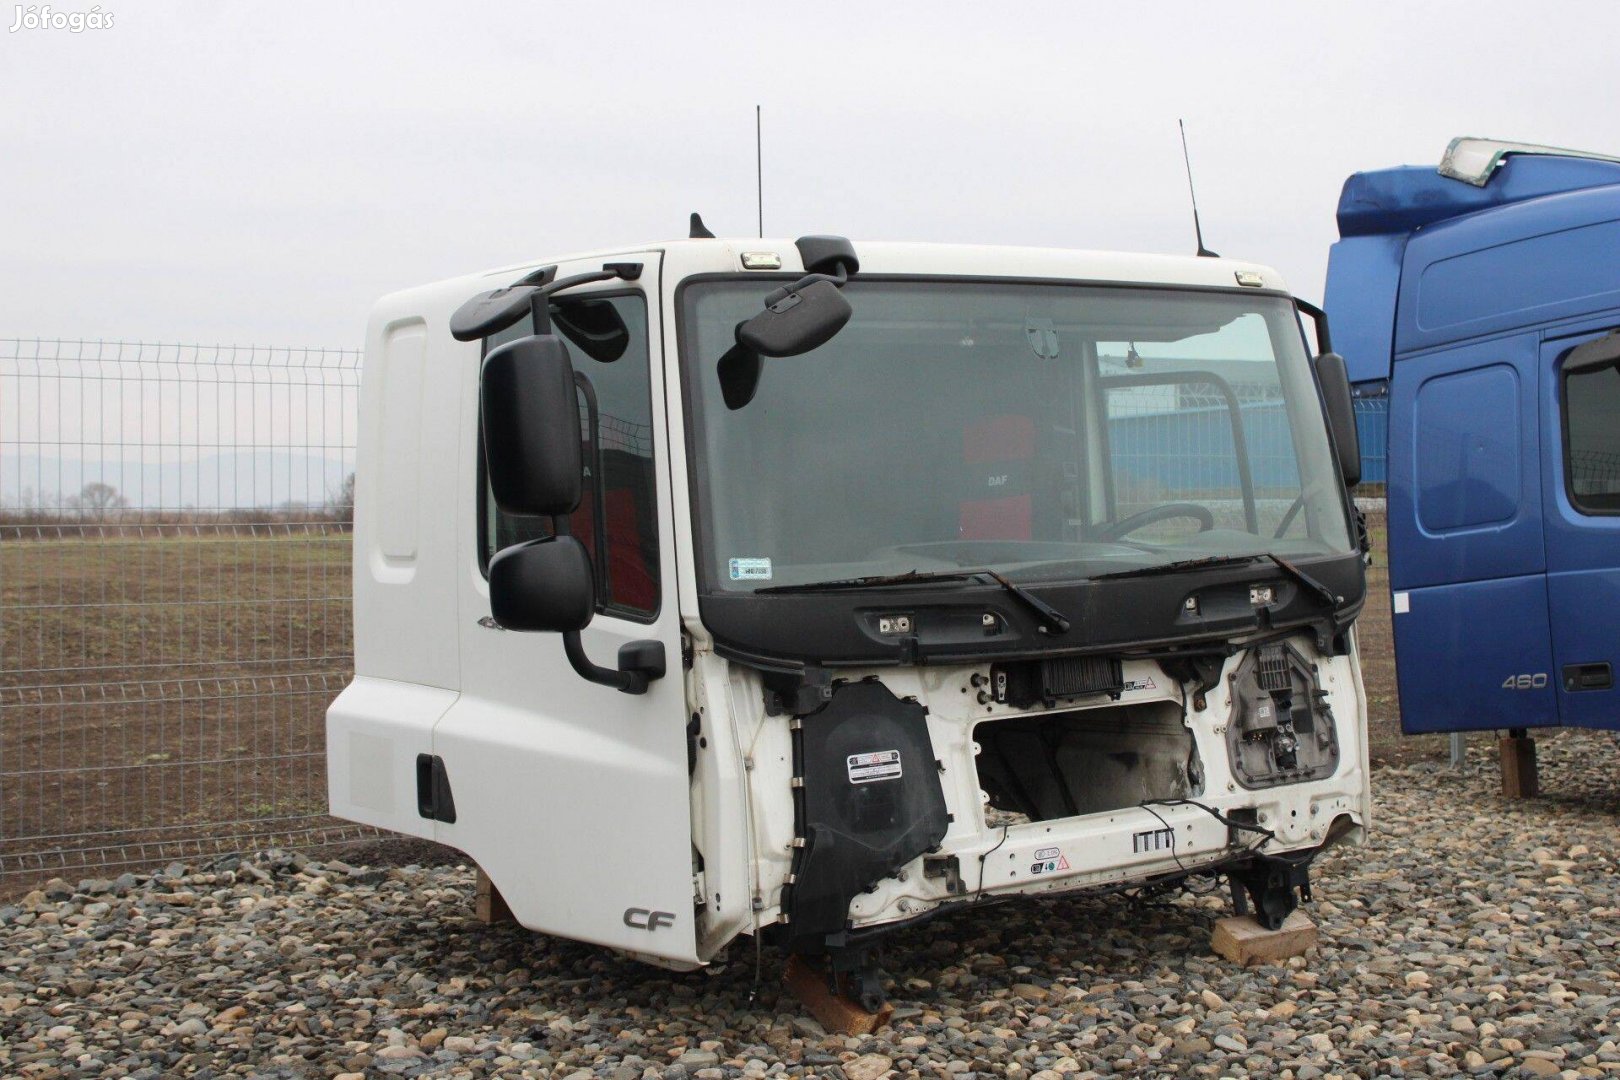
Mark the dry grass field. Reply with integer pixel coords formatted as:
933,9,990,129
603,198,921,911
0,528,361,890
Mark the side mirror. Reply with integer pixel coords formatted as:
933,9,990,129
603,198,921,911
716,235,860,411
487,530,666,695
718,278,855,411
1315,352,1361,488
552,297,631,363
736,278,853,358
488,535,595,632
481,335,582,516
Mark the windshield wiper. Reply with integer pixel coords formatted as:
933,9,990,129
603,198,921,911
757,568,1071,635
1089,552,1341,608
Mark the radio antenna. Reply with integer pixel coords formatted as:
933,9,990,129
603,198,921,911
755,105,764,238
1179,119,1218,258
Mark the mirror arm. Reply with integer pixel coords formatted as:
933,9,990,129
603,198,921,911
762,261,850,307
561,631,665,695
563,631,649,694
546,515,662,696
569,374,611,597
1294,297,1333,355
527,266,645,334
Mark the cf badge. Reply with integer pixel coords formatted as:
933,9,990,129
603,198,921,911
623,908,676,931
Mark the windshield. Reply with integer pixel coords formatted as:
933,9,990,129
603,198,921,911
682,279,1354,593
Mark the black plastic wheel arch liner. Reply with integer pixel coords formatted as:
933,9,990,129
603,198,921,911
786,679,949,941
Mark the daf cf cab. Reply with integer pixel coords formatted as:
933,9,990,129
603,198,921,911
327,226,1371,1000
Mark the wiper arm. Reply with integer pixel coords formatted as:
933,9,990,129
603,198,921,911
975,568,1072,635
1262,553,1342,608
1089,552,1342,608
757,568,1071,635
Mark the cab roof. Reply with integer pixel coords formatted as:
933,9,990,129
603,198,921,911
473,239,1289,294
1336,138,1620,239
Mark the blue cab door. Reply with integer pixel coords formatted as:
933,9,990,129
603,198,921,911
1541,327,1620,729
1388,333,1560,733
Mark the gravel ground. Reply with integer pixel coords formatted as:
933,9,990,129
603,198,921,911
3,732,1619,1080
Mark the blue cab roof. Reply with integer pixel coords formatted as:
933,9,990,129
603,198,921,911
1337,155,1620,238
1327,144,1620,385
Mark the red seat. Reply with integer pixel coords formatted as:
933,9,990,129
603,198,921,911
960,414,1035,541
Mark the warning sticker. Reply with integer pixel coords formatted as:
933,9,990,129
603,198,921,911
1121,676,1158,693
728,557,773,581
1030,846,1070,874
846,749,902,784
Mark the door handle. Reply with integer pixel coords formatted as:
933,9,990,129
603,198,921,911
415,754,458,822
1563,663,1613,692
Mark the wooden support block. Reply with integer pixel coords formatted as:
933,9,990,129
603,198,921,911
1499,733,1539,799
783,955,893,1035
475,867,516,925
1211,909,1318,967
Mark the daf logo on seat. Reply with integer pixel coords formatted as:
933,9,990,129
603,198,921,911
623,907,676,931
988,474,1010,487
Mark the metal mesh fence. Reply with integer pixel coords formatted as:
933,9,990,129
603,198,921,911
1570,448,1620,498
0,339,373,891
1352,396,1388,490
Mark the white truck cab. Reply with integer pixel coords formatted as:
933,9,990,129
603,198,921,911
328,228,1371,1000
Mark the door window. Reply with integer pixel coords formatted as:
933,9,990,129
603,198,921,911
1564,359,1620,514
479,292,660,619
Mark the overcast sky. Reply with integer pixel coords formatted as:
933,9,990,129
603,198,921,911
5,1,1620,347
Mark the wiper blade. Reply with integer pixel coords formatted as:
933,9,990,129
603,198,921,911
1087,553,1264,582
1089,552,1341,608
756,569,973,594
757,568,1071,635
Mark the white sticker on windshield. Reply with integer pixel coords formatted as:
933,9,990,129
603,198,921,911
847,749,902,784
729,557,773,581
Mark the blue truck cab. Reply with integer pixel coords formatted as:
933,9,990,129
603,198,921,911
1326,138,1620,739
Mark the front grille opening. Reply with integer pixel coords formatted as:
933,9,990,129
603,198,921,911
973,700,1201,823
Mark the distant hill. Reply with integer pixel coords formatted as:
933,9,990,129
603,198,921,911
0,451,353,510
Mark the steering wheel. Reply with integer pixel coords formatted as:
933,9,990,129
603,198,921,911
1093,502,1215,542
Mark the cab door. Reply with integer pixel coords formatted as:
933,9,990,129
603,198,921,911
1542,326,1620,730
1387,333,1559,733
434,252,699,964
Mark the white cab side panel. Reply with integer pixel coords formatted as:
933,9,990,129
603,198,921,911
351,300,466,690
327,295,469,834
325,676,455,839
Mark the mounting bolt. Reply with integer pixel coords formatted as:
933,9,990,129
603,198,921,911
982,613,997,627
